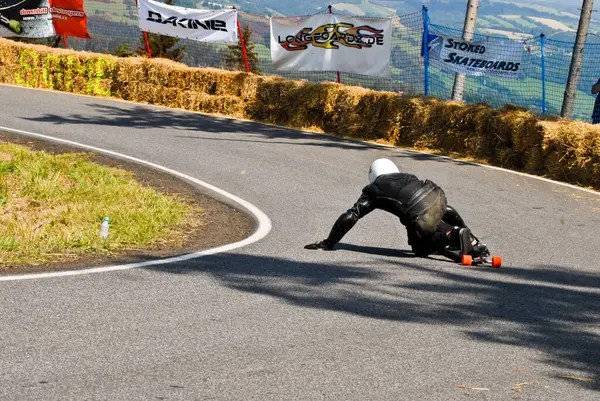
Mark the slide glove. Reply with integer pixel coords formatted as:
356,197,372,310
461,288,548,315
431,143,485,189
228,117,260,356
304,240,334,251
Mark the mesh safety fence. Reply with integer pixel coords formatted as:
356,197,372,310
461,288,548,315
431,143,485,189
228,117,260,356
25,0,600,123
65,1,424,94
427,24,544,115
543,38,600,122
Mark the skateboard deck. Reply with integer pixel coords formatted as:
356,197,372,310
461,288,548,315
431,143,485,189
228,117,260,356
461,254,502,268
444,247,502,268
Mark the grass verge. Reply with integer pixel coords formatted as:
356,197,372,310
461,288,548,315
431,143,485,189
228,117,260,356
0,141,201,268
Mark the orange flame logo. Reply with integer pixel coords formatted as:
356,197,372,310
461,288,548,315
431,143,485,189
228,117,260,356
278,23,385,51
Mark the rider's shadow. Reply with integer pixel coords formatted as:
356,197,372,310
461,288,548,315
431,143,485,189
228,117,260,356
336,243,461,264
335,243,417,258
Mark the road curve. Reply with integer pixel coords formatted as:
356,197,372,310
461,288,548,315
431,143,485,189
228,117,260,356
1,84,599,401
0,126,272,282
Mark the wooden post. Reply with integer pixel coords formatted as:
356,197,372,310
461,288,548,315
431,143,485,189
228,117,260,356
561,0,594,118
451,0,479,101
328,5,341,84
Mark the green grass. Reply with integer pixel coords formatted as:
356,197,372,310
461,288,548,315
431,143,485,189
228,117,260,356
508,17,540,31
481,15,517,30
0,143,201,268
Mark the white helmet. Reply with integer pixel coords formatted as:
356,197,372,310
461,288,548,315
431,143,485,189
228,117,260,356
368,158,399,183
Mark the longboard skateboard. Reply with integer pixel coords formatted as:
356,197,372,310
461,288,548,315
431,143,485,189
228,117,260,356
461,254,502,268
443,246,502,268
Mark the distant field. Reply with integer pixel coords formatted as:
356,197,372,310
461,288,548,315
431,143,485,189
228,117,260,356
331,2,396,16
480,28,534,40
482,15,517,30
529,16,576,32
558,11,580,20
518,3,564,15
500,15,539,30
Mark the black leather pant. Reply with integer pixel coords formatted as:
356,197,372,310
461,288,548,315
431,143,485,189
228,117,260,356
409,205,467,257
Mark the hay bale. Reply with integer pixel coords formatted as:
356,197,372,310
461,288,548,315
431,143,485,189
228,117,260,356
320,85,366,135
0,40,118,96
387,96,433,147
245,76,301,124
341,89,396,140
489,105,543,172
2,39,599,190
541,120,600,188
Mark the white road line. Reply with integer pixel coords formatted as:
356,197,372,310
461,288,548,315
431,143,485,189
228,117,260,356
392,147,600,197
0,126,272,282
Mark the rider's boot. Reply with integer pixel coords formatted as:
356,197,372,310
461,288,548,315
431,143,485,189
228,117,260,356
459,227,477,256
442,227,489,261
459,228,490,257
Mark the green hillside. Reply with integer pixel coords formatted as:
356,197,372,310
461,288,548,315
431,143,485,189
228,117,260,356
82,0,600,42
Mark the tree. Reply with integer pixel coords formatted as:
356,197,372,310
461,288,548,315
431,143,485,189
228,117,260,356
137,0,186,62
223,24,261,74
113,43,136,58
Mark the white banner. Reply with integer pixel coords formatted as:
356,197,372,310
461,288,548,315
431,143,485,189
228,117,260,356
270,14,392,77
137,0,238,44
428,34,524,79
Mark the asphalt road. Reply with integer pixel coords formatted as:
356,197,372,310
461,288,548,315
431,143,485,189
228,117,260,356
1,84,599,400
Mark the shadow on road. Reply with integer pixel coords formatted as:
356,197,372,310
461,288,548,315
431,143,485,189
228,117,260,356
23,99,597,387
23,103,470,166
24,103,378,151
143,251,600,390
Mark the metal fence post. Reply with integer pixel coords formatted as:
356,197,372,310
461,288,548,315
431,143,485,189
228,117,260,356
422,6,430,96
540,33,546,115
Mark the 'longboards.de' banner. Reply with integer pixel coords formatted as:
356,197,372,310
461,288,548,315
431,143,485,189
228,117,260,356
137,0,238,44
270,14,392,77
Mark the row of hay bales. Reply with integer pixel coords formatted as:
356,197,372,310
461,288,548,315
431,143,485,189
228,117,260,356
1,38,599,189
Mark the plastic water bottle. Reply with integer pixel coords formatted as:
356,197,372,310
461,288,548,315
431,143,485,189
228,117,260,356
100,217,110,241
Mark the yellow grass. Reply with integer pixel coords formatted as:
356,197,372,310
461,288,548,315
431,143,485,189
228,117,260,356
528,17,576,32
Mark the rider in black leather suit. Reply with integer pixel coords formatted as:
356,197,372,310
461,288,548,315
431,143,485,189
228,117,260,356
305,158,478,259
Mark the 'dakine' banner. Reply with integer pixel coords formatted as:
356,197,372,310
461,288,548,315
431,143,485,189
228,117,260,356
137,0,238,44
428,34,524,79
0,0,54,38
270,14,392,77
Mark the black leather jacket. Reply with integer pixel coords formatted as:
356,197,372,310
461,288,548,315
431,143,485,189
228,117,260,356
324,173,441,247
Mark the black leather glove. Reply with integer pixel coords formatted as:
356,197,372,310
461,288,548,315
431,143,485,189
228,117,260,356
304,240,334,251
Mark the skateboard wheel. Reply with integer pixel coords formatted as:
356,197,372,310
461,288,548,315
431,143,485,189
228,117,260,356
461,254,472,266
491,256,502,268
